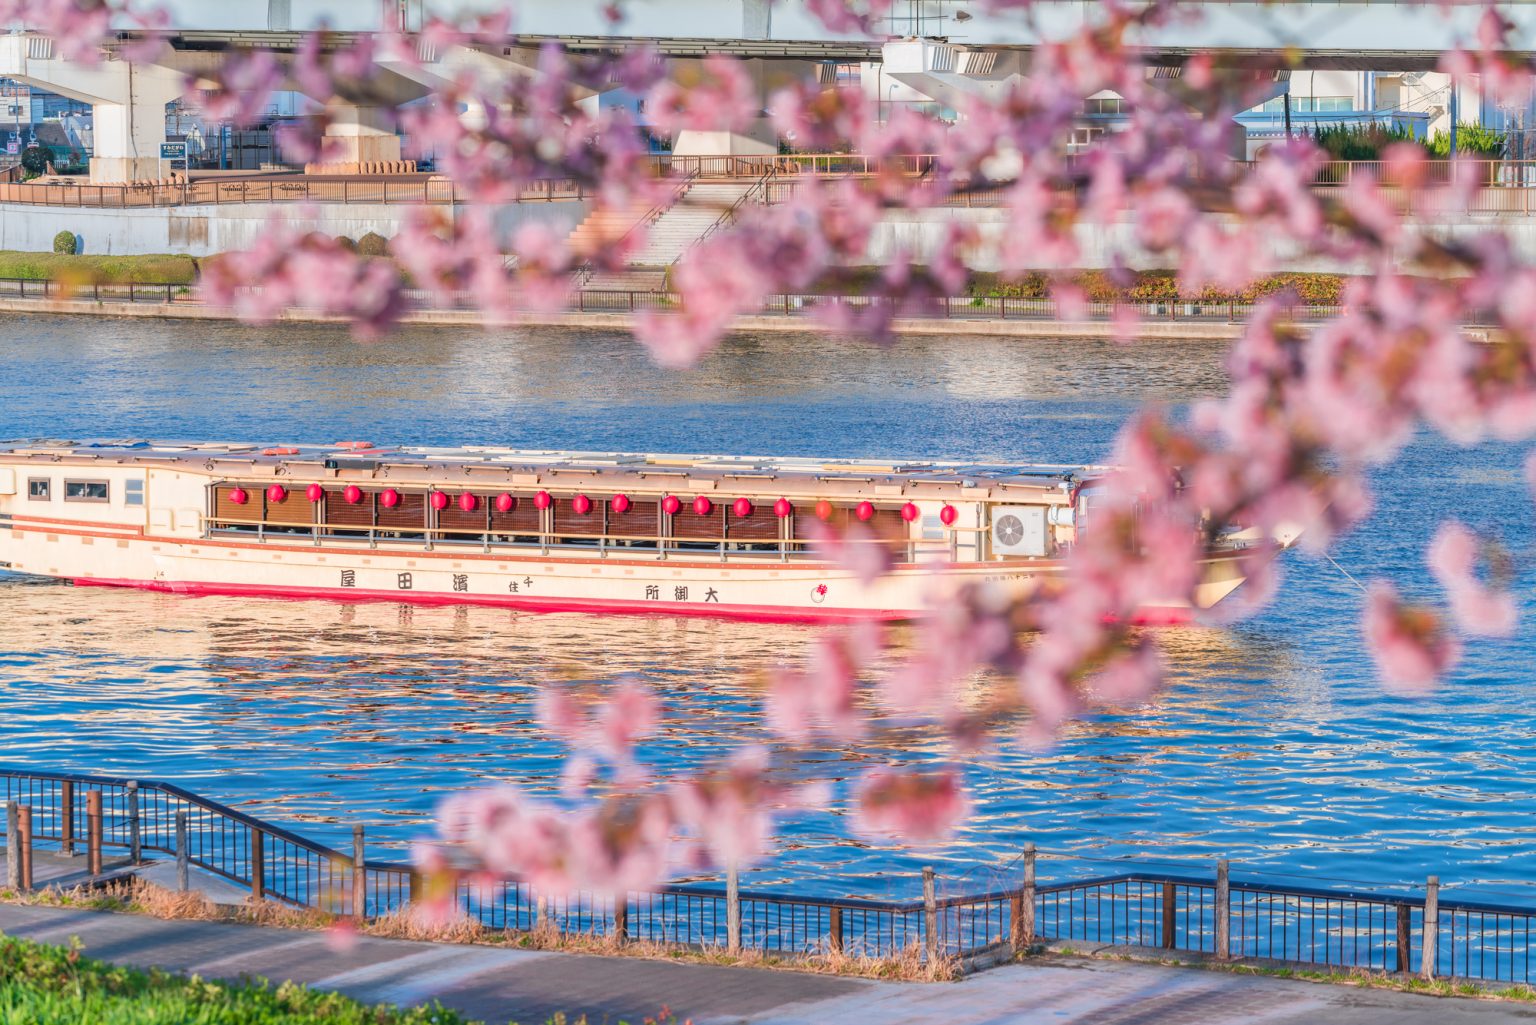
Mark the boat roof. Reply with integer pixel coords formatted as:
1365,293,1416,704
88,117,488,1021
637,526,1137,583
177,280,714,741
0,439,1108,494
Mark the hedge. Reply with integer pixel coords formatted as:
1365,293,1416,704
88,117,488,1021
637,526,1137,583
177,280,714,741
966,270,1347,305
0,933,479,1025
0,251,198,285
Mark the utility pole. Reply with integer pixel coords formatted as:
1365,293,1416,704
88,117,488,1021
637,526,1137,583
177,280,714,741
1283,91,1293,141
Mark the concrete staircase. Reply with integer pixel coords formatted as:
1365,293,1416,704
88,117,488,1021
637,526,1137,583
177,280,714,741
624,182,755,266
565,181,758,278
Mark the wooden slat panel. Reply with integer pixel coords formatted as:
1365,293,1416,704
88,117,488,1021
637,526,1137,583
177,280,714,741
673,506,725,540
608,499,659,537
794,505,909,545
437,494,489,535
489,493,541,533
553,498,604,538
376,491,426,529
726,508,779,541
264,489,312,526
213,485,254,522
325,489,374,528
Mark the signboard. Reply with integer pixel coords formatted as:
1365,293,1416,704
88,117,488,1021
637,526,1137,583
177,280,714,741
159,142,186,159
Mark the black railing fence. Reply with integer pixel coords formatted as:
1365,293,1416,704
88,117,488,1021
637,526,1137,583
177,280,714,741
4,768,1536,980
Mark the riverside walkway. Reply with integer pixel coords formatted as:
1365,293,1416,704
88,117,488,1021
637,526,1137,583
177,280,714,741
0,901,1531,1024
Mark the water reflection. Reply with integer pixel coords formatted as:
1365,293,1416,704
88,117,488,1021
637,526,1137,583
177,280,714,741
1,316,1535,902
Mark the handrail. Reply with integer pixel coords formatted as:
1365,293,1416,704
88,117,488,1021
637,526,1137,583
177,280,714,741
672,166,777,266
10,766,1536,976
572,168,700,288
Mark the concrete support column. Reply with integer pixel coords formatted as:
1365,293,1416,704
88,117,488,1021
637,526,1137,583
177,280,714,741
0,35,182,183
319,102,402,168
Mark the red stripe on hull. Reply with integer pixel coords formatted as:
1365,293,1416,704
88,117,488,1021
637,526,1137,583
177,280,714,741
70,577,907,625
69,576,1198,627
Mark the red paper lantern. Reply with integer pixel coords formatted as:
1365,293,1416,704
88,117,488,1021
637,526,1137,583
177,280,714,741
939,504,959,526
773,498,793,518
901,502,920,522
855,501,875,522
266,484,287,503
229,487,248,506
692,495,712,517
733,497,753,518
495,493,516,513
380,489,401,509
572,493,592,515
662,495,681,516
429,490,449,511
611,494,631,514
459,492,478,513
343,484,363,505
814,499,833,521
534,490,553,510
306,483,324,503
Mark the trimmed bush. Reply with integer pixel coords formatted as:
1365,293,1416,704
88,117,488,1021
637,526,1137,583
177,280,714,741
0,934,478,1024
357,231,390,257
334,235,359,253
52,231,77,255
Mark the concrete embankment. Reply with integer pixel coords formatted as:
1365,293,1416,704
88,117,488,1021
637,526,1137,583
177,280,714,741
0,294,1252,340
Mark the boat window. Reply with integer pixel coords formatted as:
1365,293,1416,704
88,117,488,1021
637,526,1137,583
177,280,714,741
26,478,48,501
124,479,145,507
63,480,109,503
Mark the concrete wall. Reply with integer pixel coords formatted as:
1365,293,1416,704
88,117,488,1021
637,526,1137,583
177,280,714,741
866,208,1536,274
0,199,590,256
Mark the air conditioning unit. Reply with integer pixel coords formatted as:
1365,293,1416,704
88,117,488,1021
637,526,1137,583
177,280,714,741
991,506,1050,557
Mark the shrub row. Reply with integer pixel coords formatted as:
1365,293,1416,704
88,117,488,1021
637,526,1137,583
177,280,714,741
0,251,199,285
966,270,1347,305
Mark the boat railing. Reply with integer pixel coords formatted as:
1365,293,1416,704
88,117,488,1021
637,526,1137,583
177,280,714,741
203,515,947,564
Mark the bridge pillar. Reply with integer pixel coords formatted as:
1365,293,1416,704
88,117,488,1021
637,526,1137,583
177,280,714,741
0,35,181,183
318,101,403,171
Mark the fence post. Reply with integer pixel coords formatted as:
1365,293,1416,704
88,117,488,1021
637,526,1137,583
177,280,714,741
126,781,141,864
5,803,19,890
16,806,32,893
1396,902,1412,974
250,827,265,901
1215,860,1230,959
175,811,189,893
829,905,844,955
612,892,628,945
923,866,938,964
1011,842,1037,952
726,858,742,954
1161,881,1177,949
352,824,366,919
1420,876,1439,980
59,780,73,860
86,790,103,876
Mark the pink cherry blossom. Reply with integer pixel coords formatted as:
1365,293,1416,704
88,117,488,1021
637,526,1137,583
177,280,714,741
853,768,969,844
1363,581,1462,694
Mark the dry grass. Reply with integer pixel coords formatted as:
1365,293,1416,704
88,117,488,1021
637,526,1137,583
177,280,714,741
0,879,954,982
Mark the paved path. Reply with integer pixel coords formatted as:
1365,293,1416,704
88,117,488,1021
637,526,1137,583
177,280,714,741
2,903,1535,1024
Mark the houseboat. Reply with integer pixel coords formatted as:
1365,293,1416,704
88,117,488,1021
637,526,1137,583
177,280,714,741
0,440,1293,623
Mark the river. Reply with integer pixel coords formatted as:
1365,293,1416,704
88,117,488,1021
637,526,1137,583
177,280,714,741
1,313,1531,902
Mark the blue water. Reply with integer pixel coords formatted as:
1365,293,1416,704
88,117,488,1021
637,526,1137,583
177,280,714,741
1,313,1533,902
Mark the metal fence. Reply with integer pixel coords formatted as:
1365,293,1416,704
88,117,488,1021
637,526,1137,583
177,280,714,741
0,175,588,208
5,768,1536,980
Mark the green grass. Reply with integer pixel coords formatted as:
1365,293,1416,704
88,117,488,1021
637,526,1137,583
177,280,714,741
0,251,198,285
0,933,477,1025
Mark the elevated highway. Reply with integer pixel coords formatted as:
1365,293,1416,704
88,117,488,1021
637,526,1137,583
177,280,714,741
139,1,1536,69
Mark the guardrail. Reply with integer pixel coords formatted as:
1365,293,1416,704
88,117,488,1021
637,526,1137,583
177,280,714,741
0,175,589,208
0,276,1500,331
3,768,1533,980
